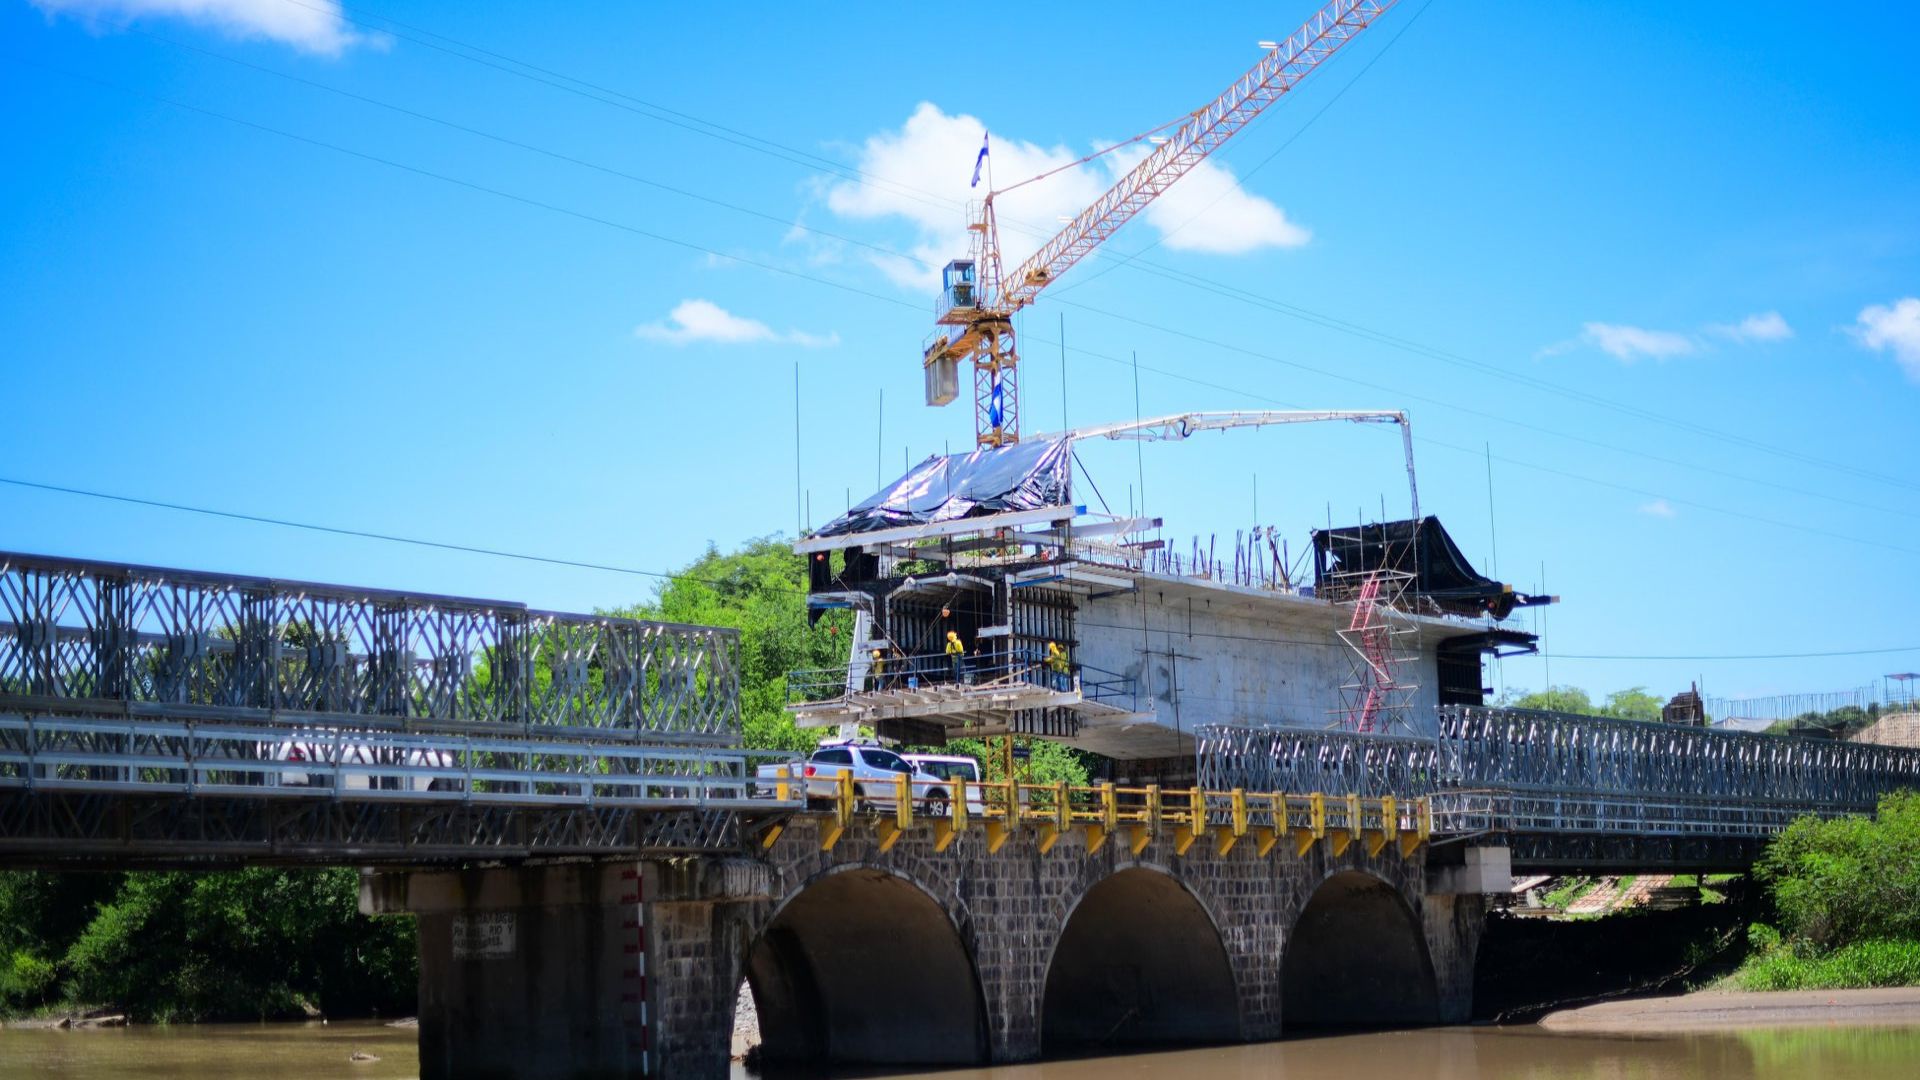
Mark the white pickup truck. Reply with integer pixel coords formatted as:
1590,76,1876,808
758,742,952,814
903,753,988,818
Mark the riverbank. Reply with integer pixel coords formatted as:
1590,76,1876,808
1540,986,1920,1033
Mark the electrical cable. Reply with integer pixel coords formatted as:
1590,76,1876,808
11,51,1919,558
118,6,1920,499
269,0,1920,498
7,473,1911,664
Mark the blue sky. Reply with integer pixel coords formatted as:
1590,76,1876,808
3,0,1918,710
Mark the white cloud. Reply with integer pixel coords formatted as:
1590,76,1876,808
1638,498,1677,518
1549,310,1795,362
1580,322,1700,362
1109,145,1311,254
1852,297,1920,383
633,299,836,348
1707,311,1793,344
823,103,1309,290
33,0,366,56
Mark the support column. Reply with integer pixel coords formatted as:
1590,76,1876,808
364,864,645,1080
1422,890,1490,1023
362,859,771,1080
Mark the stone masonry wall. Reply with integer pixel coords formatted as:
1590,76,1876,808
645,817,1480,1075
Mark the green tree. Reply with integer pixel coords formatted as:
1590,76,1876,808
1502,684,1667,721
1600,686,1664,722
605,535,850,753
941,736,1094,788
58,868,415,1021
1504,685,1596,714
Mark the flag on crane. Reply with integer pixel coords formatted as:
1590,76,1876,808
971,133,989,189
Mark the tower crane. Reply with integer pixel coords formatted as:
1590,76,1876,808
921,0,1399,448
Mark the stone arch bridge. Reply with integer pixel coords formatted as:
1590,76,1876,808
372,813,1485,1079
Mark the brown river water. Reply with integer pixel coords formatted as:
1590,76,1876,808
3,1021,1919,1079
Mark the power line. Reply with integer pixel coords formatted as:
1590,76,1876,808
0,474,690,585
10,58,925,320
125,27,951,276
1552,646,1920,661
264,0,1920,499
1019,330,1920,558
10,470,1911,667
15,55,1919,554
1057,0,1438,294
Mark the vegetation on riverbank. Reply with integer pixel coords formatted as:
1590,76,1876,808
0,868,414,1022
1729,792,1920,991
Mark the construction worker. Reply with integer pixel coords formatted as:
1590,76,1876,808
944,630,966,683
1046,640,1071,691
867,648,886,692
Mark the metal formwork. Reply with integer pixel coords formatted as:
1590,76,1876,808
0,551,737,741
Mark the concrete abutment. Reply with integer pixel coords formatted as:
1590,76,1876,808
365,825,1496,1078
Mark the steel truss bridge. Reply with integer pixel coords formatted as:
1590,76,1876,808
1198,706,1920,871
0,550,800,864
7,550,1918,872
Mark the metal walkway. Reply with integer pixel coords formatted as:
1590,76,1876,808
0,550,798,863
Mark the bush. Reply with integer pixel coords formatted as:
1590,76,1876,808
0,951,57,1010
1731,793,1920,991
1737,938,1920,991
1755,792,1920,949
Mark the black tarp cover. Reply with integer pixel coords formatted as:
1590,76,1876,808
813,437,1073,539
1313,516,1522,619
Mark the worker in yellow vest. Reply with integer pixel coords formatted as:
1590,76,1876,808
944,630,966,683
867,648,886,691
1046,641,1071,691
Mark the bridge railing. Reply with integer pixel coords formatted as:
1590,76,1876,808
1196,723,1439,797
0,551,738,743
751,763,1427,857
0,714,800,811
1431,789,1834,839
1198,705,1920,841
1436,705,1920,808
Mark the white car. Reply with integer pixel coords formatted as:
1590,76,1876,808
756,742,949,814
271,732,460,793
903,753,988,818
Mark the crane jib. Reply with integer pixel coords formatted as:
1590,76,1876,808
926,0,1401,449
998,0,1397,311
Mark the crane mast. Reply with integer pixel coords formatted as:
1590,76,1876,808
921,0,1399,448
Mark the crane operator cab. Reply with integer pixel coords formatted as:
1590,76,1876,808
938,260,976,317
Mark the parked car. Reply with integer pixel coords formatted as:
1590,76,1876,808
271,731,461,793
903,753,988,818
755,741,949,813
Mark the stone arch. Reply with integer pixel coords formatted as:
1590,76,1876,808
739,863,988,1068
1041,865,1240,1054
1281,869,1439,1031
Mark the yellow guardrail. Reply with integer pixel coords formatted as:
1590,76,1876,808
757,765,1429,858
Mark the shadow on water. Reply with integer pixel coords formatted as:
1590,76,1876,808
735,1023,1920,1080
